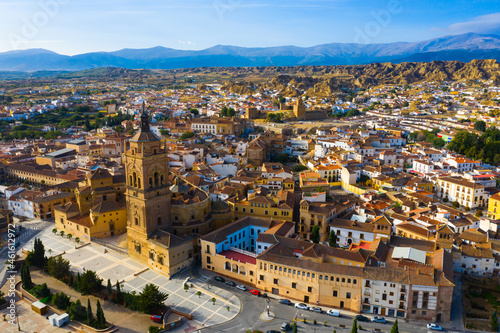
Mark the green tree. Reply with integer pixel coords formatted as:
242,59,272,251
31,238,45,268
87,298,93,325
95,300,106,328
46,256,71,281
391,318,399,333
21,264,33,290
68,300,87,321
328,230,337,247
474,120,486,132
351,318,358,333
179,131,195,141
293,322,297,333
107,279,112,297
84,119,91,131
116,281,122,304
52,292,71,310
311,225,320,244
138,283,169,314
79,270,103,295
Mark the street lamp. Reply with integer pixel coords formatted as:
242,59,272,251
266,298,270,316
15,309,20,331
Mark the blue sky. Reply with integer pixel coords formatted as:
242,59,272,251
0,0,499,54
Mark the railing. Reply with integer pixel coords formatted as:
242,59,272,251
228,246,256,258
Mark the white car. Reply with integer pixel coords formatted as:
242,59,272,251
327,309,340,317
427,323,443,331
294,303,309,310
371,316,386,323
236,285,246,291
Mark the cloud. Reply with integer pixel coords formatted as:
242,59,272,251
178,40,195,46
437,13,500,35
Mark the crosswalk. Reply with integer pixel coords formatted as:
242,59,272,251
198,275,211,283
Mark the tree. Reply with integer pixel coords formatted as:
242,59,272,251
311,225,320,244
21,264,33,290
474,120,486,132
475,210,483,217
68,300,87,321
46,256,71,281
196,291,202,298
116,281,122,304
84,119,91,131
67,234,73,241
351,318,358,333
179,131,195,141
293,165,308,172
52,292,71,310
107,279,112,297
87,298,93,325
212,297,216,305
138,283,169,314
79,270,103,295
95,300,106,328
293,322,297,333
391,318,399,333
328,230,337,247
31,238,45,268
52,228,57,235
60,230,65,237
75,237,80,244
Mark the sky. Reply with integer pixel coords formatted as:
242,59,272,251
0,0,500,55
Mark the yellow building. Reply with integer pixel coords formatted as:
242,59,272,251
231,189,294,221
299,172,330,193
54,168,127,241
488,193,500,220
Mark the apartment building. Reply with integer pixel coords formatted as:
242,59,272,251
436,176,487,208
487,192,500,220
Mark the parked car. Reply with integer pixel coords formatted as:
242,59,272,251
150,315,163,323
371,316,386,323
213,276,225,283
355,315,370,322
294,303,309,310
236,284,246,291
327,309,340,317
225,281,236,287
266,331,280,333
278,299,292,306
309,307,322,313
250,289,261,296
427,323,443,331
280,322,291,331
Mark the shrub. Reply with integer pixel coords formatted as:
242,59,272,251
46,256,71,281
67,300,87,321
30,283,51,299
52,292,71,310
138,284,169,314
148,326,162,333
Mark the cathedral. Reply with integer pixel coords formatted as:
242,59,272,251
124,105,232,278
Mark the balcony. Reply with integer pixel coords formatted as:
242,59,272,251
398,304,405,310
400,288,406,293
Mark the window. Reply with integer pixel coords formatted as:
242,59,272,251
274,278,278,285
260,275,264,281
346,292,351,299
308,286,312,293
292,282,296,289
333,290,338,297
382,294,387,301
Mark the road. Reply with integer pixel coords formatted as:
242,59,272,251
191,266,457,333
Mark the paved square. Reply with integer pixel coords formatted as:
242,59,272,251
18,224,241,330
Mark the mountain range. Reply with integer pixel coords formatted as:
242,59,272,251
2,33,500,71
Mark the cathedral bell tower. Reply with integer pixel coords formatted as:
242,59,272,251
124,102,171,247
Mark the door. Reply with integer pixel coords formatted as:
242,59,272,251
436,313,442,322
381,308,386,316
304,296,309,303
340,301,344,309
272,288,279,295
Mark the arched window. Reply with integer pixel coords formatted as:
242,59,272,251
133,172,137,187
149,178,153,188
154,172,159,187
225,262,231,270
160,174,164,185
137,178,141,189
135,217,139,225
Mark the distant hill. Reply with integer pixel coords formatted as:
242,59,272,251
2,33,500,71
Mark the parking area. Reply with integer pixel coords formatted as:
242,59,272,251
22,225,241,330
